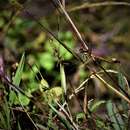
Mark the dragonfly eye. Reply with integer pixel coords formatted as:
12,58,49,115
62,61,78,76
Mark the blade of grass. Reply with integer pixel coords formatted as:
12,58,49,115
118,72,130,95
106,100,124,130
90,100,106,113
12,53,25,86
60,63,67,95
0,96,11,129
9,53,25,105
118,72,130,111
49,103,73,130
17,121,22,130
0,112,6,128
3,97,11,129
14,53,38,129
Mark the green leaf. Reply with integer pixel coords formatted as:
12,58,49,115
106,100,124,130
9,53,25,105
38,52,54,71
76,112,85,122
60,64,66,94
65,31,73,40
43,87,63,103
90,100,105,113
12,53,25,86
10,53,30,106
59,46,73,60
96,119,110,130
9,91,19,105
118,72,125,90
118,72,129,110
18,93,30,106
39,78,49,91
49,87,63,98
27,81,39,93
44,31,74,60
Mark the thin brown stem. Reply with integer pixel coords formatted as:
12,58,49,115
68,1,130,12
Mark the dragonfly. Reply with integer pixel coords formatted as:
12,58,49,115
1,0,130,100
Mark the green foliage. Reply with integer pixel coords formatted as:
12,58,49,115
9,53,30,106
89,100,106,113
106,100,124,130
22,65,39,90
118,72,126,90
48,87,63,101
76,112,85,123
17,121,22,130
0,96,11,129
60,63,67,95
39,78,49,91
117,72,129,111
0,0,130,129
47,110,58,130
9,91,18,105
42,86,63,104
12,53,25,86
49,104,73,130
0,18,4,28
45,31,74,60
38,52,55,71
95,119,110,130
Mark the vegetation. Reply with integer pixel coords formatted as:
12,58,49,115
0,0,130,130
